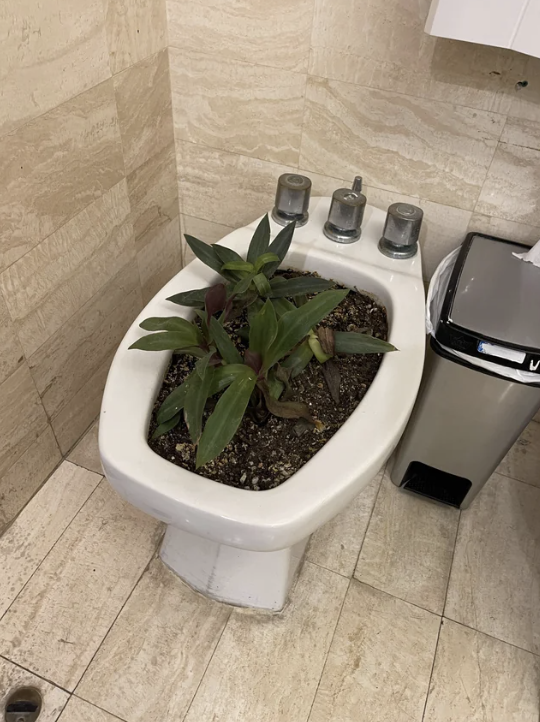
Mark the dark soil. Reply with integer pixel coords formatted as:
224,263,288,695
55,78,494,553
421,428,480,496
148,273,389,490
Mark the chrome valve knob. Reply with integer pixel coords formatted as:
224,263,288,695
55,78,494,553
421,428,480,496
323,186,366,244
271,173,312,227
378,203,423,259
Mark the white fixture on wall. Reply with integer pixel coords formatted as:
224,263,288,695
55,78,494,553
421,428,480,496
425,0,540,60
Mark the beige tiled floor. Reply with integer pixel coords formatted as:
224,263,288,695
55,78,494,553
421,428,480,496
1,419,539,722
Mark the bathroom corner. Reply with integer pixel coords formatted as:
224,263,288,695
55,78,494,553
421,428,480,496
1,0,540,721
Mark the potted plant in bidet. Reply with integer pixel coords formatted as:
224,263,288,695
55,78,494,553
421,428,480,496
129,215,396,490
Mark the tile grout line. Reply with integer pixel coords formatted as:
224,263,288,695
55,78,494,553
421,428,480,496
419,616,444,722
440,615,540,659
441,509,462,619
176,136,522,222
0,46,167,150
305,558,351,580
0,653,72,696
471,112,510,215
296,0,319,171
0,428,66,538
73,535,165,702
420,508,461,721
1,183,134,365
71,693,129,722
179,604,234,722
304,578,352,722
498,471,540,490
60,414,100,463
351,466,386,577
167,43,309,81
352,578,443,618
0,475,104,627
164,41,518,124
0,92,127,282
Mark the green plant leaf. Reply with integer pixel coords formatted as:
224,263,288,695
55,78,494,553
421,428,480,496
308,330,332,363
266,370,284,400
249,299,277,359
166,287,211,308
157,365,249,424
173,346,208,358
184,235,223,273
193,307,210,341
281,340,313,378
195,351,214,379
196,369,257,467
294,294,308,307
254,252,281,273
151,412,181,439
247,214,271,264
156,376,190,424
235,325,249,342
264,221,296,277
231,290,259,318
209,316,242,364
139,316,199,335
232,273,255,295
213,245,244,266
211,364,254,389
271,297,295,318
264,289,348,369
268,276,335,298
252,273,272,296
247,297,264,324
129,328,202,352
259,382,314,422
221,260,254,273
184,366,215,444
334,331,397,354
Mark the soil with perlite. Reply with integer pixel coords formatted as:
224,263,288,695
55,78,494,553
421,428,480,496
148,273,389,490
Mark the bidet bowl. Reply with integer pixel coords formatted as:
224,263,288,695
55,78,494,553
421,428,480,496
99,197,426,609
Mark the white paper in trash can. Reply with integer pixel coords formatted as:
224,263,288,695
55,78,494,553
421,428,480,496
426,248,540,384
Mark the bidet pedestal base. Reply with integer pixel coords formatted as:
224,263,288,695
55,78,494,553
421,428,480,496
159,526,309,611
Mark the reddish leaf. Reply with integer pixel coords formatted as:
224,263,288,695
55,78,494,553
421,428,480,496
221,297,234,323
244,349,263,375
259,382,314,422
205,283,227,325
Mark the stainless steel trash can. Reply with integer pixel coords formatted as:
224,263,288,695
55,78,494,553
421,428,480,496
390,233,540,509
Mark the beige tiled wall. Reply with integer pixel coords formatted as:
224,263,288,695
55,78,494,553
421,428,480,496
167,0,540,275
0,0,181,530
3,0,540,530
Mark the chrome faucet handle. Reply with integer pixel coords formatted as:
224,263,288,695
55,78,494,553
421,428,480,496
378,203,423,259
323,179,366,244
271,173,312,227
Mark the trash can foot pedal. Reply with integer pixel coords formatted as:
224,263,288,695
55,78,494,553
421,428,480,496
401,462,471,508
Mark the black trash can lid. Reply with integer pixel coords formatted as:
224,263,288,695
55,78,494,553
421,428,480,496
436,233,540,372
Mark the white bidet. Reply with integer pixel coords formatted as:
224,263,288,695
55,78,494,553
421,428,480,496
99,197,426,610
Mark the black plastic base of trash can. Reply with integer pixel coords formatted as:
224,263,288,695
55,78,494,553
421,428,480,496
400,461,472,508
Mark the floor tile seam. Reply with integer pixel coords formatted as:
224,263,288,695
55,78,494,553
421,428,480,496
304,577,352,722
441,614,540,658
0,477,104,625
0,653,72,695
351,465,386,578
178,601,234,722
72,693,129,722
73,538,165,698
